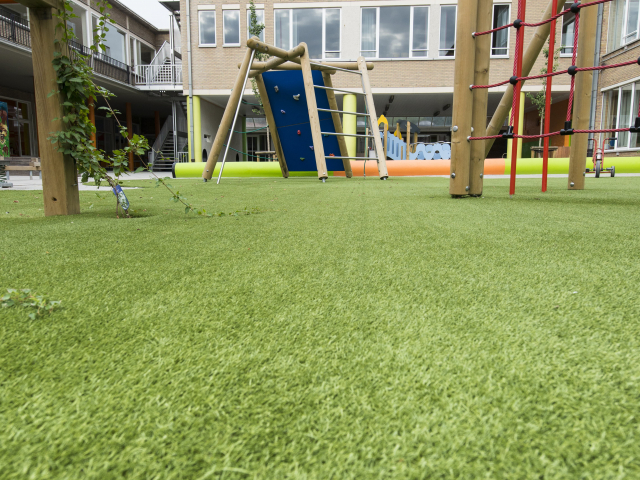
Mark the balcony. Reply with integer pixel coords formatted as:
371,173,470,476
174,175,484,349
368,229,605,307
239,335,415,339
0,9,181,91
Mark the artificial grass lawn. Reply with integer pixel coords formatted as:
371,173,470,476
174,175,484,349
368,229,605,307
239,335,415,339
1,175,639,479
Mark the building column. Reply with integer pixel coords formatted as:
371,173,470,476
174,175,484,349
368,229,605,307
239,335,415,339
187,95,202,162
343,94,357,158
154,110,161,138
126,102,133,170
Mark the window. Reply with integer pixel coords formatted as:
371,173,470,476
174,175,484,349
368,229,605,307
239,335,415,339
608,0,640,51
199,10,216,46
103,25,127,63
439,5,456,57
360,6,429,58
561,3,576,56
223,10,240,46
274,8,341,59
601,81,640,149
129,37,155,66
491,4,510,57
247,8,265,41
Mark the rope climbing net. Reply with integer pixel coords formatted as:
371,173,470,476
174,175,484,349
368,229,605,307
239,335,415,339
469,0,638,143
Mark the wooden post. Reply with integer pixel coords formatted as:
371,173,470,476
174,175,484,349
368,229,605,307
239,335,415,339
203,46,254,180
383,122,388,159
154,110,161,137
322,71,352,177
29,4,80,216
126,102,133,170
299,42,328,180
406,122,411,160
568,5,598,190
469,0,492,196
255,74,289,178
358,56,388,179
413,132,418,153
484,0,566,156
450,0,477,196
89,100,96,148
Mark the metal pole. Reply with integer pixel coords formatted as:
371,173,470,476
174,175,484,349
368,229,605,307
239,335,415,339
542,0,558,193
217,49,256,184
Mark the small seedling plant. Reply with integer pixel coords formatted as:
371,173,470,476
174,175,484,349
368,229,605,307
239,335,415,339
1,289,61,320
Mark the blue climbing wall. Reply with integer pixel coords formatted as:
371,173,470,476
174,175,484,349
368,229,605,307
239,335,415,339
262,70,344,172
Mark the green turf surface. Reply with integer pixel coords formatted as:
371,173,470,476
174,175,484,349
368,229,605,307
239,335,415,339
1,176,639,479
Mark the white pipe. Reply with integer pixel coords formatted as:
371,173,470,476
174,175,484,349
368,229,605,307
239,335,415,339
186,0,195,161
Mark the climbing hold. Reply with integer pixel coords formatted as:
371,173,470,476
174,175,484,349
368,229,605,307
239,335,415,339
293,94,300,101
281,110,286,114
309,146,314,151
329,153,335,157
274,86,279,92
297,130,301,135
300,157,305,161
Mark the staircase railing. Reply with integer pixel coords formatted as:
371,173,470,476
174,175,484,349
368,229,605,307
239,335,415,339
149,115,173,172
133,63,182,87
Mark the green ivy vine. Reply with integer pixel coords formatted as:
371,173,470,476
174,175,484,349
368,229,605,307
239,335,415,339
49,0,213,217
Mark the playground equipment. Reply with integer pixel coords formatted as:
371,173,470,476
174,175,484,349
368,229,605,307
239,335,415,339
452,0,632,197
202,37,388,183
587,136,616,178
381,131,452,161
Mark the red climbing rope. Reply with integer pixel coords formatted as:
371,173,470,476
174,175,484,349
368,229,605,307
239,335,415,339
471,60,639,90
566,10,580,122
473,0,612,36
468,128,632,141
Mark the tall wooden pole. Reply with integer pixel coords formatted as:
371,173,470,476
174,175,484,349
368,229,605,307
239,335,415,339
322,72,352,177
299,43,329,180
450,0,477,196
255,74,289,178
406,122,411,160
30,4,80,216
568,4,598,190
484,0,566,157
203,46,254,181
126,102,133,170
469,0,492,196
358,57,388,179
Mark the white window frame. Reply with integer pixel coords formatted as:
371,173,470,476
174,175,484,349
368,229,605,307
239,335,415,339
274,8,341,60
490,3,510,58
246,8,265,41
601,80,639,151
323,8,341,59
360,6,429,60
223,8,241,47
438,5,457,59
622,0,640,45
560,2,576,57
198,10,217,47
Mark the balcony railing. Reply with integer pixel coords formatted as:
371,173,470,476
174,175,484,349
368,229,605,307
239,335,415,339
68,40,133,85
0,6,30,49
133,63,182,89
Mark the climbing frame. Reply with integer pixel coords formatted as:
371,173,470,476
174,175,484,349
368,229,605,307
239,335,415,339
202,37,388,182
